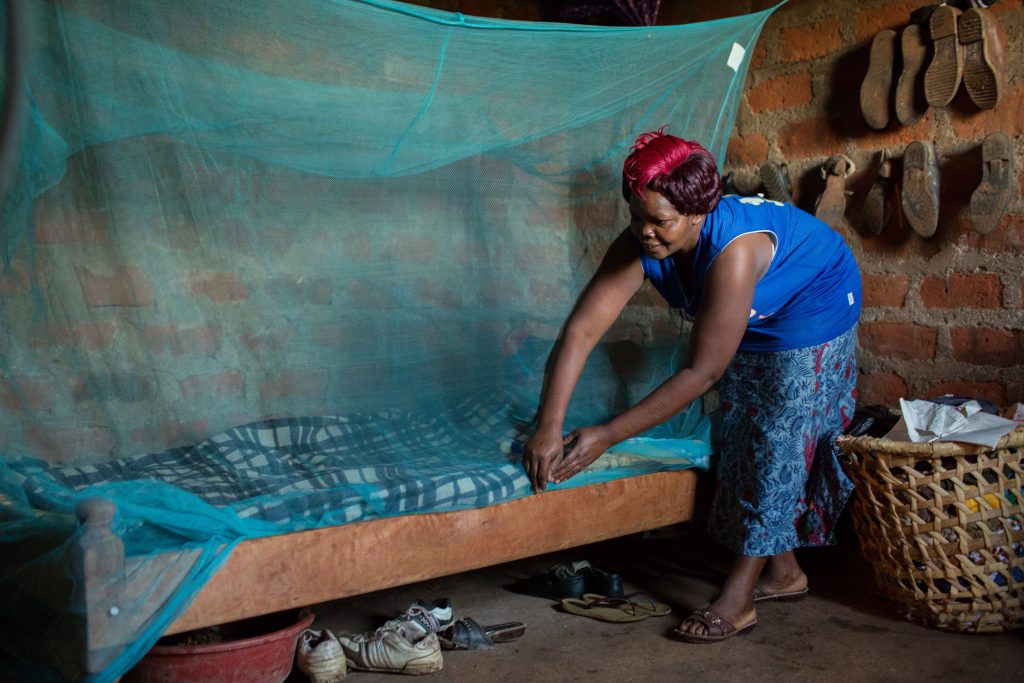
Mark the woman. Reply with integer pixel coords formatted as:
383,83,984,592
522,129,861,643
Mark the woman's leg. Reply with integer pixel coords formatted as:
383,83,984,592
756,551,808,595
676,554,764,636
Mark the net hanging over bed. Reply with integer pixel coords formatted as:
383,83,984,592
0,0,778,679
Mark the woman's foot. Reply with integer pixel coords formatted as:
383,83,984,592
673,599,757,643
753,562,808,603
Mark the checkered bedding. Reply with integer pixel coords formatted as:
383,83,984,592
4,390,706,531
5,392,539,526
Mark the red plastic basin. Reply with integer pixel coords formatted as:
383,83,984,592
124,610,315,683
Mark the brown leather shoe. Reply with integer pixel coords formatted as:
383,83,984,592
924,5,964,107
863,150,896,237
895,24,929,126
959,7,1004,110
860,29,896,129
814,155,855,229
901,141,940,238
970,132,1014,235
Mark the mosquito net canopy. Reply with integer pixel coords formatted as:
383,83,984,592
0,0,777,680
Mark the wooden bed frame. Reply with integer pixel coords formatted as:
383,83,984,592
73,469,698,675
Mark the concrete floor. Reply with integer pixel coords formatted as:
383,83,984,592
287,522,1023,683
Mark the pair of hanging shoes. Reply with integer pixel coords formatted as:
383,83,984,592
925,5,1004,110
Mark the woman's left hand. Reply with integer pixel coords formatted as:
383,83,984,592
551,424,613,484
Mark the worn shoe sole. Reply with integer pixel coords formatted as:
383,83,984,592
895,24,929,126
960,8,1001,110
970,131,1014,235
860,29,896,130
901,140,940,238
862,151,895,237
924,5,963,107
759,162,792,204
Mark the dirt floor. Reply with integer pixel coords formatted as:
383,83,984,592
287,522,1023,683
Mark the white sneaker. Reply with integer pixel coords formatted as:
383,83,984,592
336,625,443,675
382,599,454,643
295,628,347,683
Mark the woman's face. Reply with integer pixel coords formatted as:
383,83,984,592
629,188,704,259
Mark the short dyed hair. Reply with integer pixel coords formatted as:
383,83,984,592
621,128,721,215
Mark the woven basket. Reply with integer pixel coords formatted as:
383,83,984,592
837,425,1024,633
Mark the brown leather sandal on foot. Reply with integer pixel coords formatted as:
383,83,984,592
671,607,757,644
752,586,809,603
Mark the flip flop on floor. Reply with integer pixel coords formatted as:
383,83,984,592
438,618,526,650
672,606,757,644
561,592,671,623
752,586,809,603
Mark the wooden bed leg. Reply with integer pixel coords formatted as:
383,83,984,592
72,497,126,675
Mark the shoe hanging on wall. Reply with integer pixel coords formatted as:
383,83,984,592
814,155,855,229
923,4,964,107
959,7,1004,110
901,140,940,238
862,150,896,237
860,28,896,129
969,131,1014,235
894,23,930,125
758,161,793,204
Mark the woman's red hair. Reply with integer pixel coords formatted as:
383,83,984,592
622,128,721,215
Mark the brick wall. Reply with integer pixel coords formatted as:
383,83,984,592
716,0,1023,406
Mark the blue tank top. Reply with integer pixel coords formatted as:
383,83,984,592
636,195,861,352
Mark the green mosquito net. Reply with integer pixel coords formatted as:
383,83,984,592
0,0,778,680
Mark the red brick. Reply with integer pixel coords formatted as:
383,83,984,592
395,238,439,264
853,3,922,43
778,21,843,63
26,425,115,463
0,261,29,293
310,324,351,347
0,376,55,411
920,273,1002,308
347,280,397,307
857,372,908,407
265,277,332,306
131,419,209,450
179,371,244,398
726,134,770,167
750,39,768,70
956,214,1024,253
188,271,248,303
854,114,936,153
952,84,1024,140
34,206,108,244
260,370,327,401
859,321,937,360
925,381,1007,406
33,320,121,349
861,273,909,308
414,277,461,309
72,373,153,403
77,266,155,306
242,325,294,354
778,116,843,159
950,327,1024,367
748,73,813,113
144,323,222,356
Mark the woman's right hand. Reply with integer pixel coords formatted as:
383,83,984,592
522,427,568,493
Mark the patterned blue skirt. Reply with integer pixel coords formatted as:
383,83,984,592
709,325,858,556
